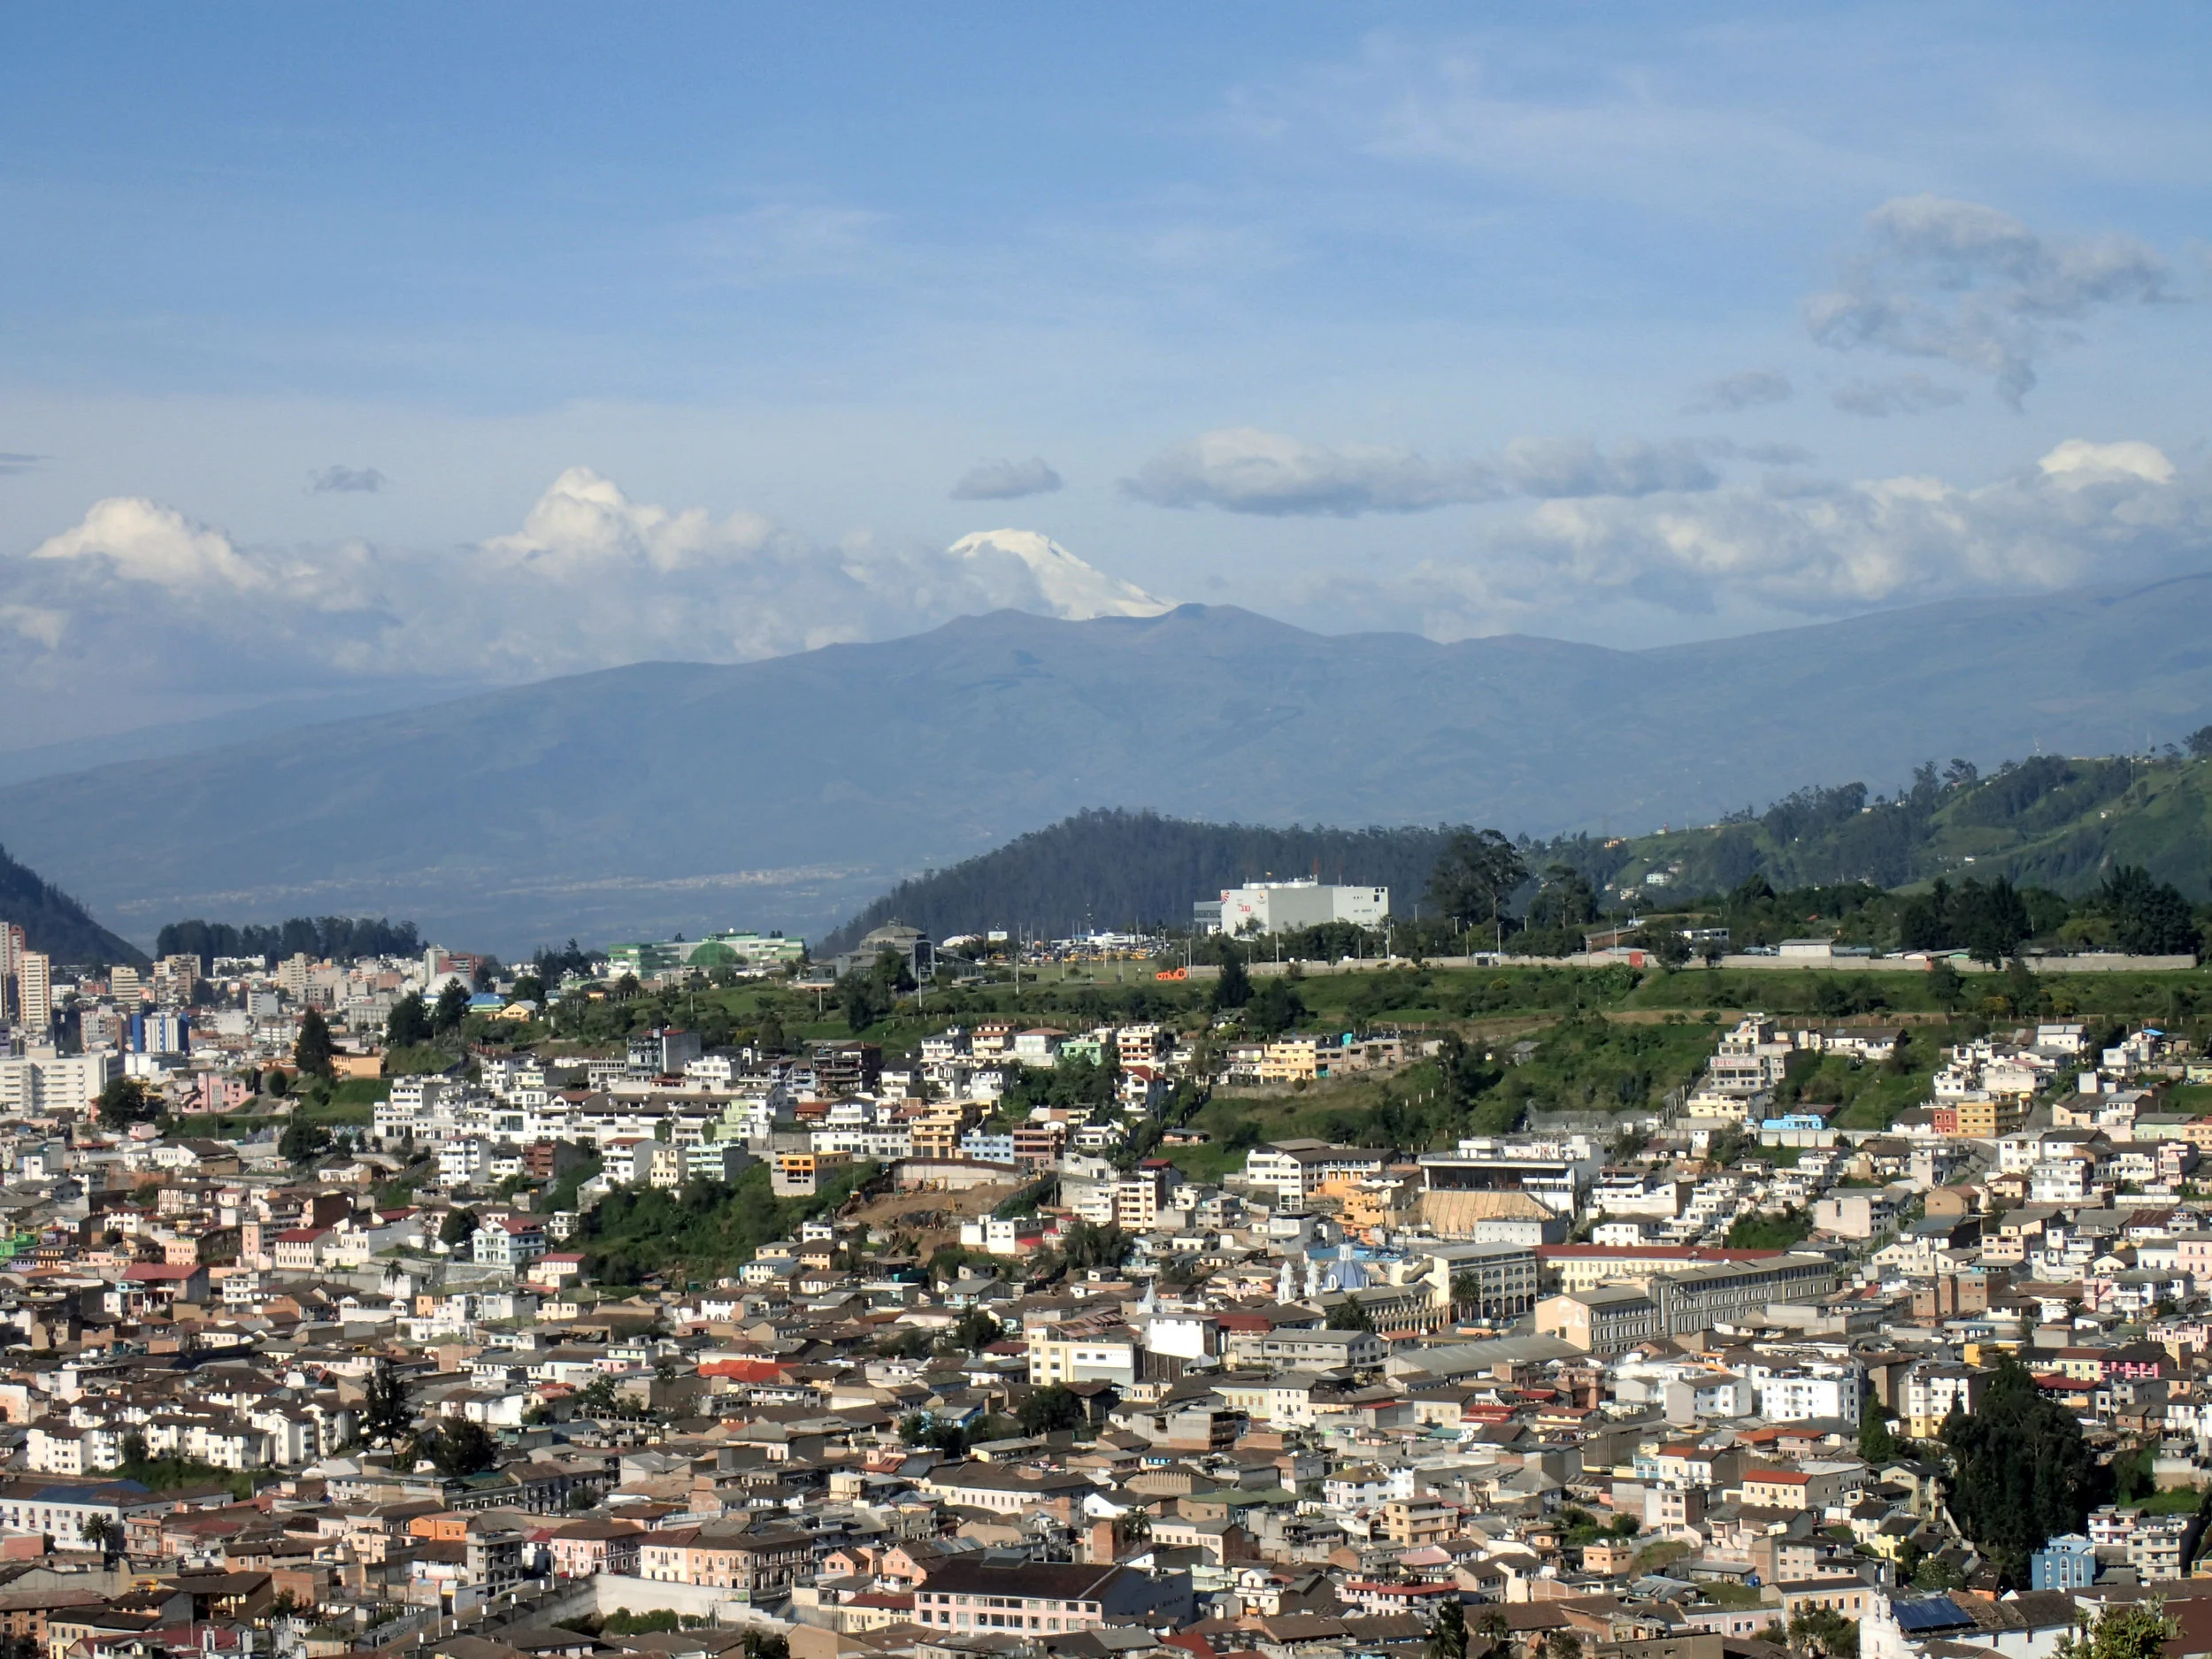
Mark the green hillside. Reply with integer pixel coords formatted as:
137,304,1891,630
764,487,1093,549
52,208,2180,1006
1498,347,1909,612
0,841,146,967
1589,753,2212,906
823,751,2212,964
822,810,1463,956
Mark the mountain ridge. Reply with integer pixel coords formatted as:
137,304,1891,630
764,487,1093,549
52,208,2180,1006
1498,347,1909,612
5,577,2212,953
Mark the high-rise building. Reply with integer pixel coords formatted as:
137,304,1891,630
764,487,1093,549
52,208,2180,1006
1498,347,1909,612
153,953,199,1006
278,953,311,996
111,965,143,1002
16,951,51,1038
0,924,20,1022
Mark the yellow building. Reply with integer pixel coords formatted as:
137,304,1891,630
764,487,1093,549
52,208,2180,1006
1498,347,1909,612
1257,1039,1326,1085
1318,1173,1421,1240
1955,1097,2027,1138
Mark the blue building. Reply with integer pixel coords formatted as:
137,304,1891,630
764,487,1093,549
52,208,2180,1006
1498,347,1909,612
960,1131,1016,1164
130,1010,190,1056
2032,1533,2096,1591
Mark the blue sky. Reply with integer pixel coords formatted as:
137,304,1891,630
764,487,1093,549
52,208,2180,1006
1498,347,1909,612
4,4,2211,738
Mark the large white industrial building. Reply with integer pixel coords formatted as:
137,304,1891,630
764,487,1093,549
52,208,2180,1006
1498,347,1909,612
1199,879,1389,936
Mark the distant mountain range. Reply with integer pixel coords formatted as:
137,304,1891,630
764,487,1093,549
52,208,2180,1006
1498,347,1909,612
6,572,2212,955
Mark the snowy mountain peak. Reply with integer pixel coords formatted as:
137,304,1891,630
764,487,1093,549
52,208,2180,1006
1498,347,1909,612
949,528,1175,620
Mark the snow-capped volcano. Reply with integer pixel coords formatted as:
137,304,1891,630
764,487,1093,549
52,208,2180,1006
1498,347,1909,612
948,528,1175,620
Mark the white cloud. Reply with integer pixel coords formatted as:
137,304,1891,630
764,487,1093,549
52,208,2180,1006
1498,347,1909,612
1381,438,2208,634
2039,439,2174,488
1804,195,2172,405
1831,374,1965,418
28,496,267,589
1683,370,1793,414
483,466,782,578
950,457,1064,501
1123,426,1721,516
1123,426,1500,516
0,472,1178,720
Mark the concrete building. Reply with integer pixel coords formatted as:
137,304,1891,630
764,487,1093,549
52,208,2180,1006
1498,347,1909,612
1206,879,1389,937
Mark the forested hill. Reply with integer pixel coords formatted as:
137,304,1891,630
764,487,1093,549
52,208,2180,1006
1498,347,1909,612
819,810,1463,954
1581,751,2212,906
0,842,145,967
824,749,2212,953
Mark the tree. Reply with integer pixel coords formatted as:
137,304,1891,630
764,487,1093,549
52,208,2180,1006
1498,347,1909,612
1450,1271,1480,1319
119,1431,148,1466
293,1007,335,1079
1428,828,1529,950
1541,1635,1583,1659
574,1374,622,1417
386,991,432,1048
359,1359,414,1448
756,1012,787,1053
1425,1598,1468,1659
951,1307,1002,1351
96,1076,158,1131
2188,726,2212,761
2053,1602,2178,1659
1787,1607,1858,1659
566,1486,599,1510
433,980,472,1033
280,1120,332,1165
1326,1295,1376,1333
1857,1402,1897,1464
1525,864,1600,932
1912,1555,1967,1591
878,1325,933,1362
1943,1354,2108,1586
1928,959,1966,1014
1060,1220,1131,1271
1017,1384,1087,1435
2097,865,2200,957
81,1515,115,1553
440,1208,480,1248
1244,976,1307,1037
1210,949,1253,1013
420,1417,498,1478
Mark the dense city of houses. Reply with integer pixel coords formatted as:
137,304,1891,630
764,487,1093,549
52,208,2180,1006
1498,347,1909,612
4,925,2212,1659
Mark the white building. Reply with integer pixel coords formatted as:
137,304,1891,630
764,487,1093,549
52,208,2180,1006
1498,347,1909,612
0,1050,119,1116
1208,879,1389,937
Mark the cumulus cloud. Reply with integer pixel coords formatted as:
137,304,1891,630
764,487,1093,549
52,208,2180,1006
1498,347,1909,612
1831,374,1966,418
950,457,1064,500
309,465,388,494
1384,438,2211,635
1683,370,1793,414
1804,195,2171,405
1122,426,1723,517
1123,426,1499,516
0,471,1178,722
29,497,268,589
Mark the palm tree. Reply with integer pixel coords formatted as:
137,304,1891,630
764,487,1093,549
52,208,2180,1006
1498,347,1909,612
1425,1601,1467,1659
1450,1271,1481,1321
81,1515,115,1555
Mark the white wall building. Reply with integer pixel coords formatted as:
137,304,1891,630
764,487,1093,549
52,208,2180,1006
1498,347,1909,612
1210,879,1388,937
